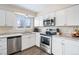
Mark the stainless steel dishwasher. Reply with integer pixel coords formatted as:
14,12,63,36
7,36,21,55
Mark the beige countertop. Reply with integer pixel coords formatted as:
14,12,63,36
53,34,79,41
0,33,23,38
0,31,35,38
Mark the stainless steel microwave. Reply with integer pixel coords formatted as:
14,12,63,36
43,17,55,27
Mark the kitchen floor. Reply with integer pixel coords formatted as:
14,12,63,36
13,46,48,55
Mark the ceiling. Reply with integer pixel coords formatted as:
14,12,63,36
14,4,74,14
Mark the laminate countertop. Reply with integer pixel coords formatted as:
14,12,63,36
53,34,79,41
0,32,35,38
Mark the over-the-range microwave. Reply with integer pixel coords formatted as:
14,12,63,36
43,17,56,27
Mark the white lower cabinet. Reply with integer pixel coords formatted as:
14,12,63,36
35,33,40,47
52,36,63,55
63,39,79,55
52,42,63,55
63,44,79,55
0,38,7,55
22,33,36,50
29,34,36,47
52,36,79,55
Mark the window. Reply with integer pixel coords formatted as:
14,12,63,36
16,14,32,28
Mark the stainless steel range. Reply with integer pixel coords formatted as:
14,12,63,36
40,34,52,54
40,29,56,54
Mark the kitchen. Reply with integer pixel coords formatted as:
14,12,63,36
0,4,79,55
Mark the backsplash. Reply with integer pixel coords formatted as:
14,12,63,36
0,26,13,33
0,26,79,34
56,26,79,34
38,26,79,34
38,26,55,32
56,26,74,34
0,26,33,34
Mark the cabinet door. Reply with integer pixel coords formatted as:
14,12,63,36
35,33,40,47
0,10,5,26
39,16,43,26
63,39,79,55
39,19,43,26
22,35,31,50
63,43,79,55
34,16,43,27
66,5,79,26
53,42,63,55
56,9,67,26
48,13,55,19
0,38,7,55
22,34,35,50
52,36,63,55
6,11,16,27
34,17,40,27
29,34,36,47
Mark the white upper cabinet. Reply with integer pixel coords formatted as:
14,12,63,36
56,5,79,26
34,17,40,27
56,9,67,26
48,12,55,19
0,10,5,26
0,10,17,27
34,16,43,27
39,16,44,26
39,19,43,26
5,11,16,27
66,5,79,26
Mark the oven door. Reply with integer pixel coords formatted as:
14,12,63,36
40,35,52,54
40,36,50,46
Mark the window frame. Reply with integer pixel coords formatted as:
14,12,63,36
16,14,34,28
